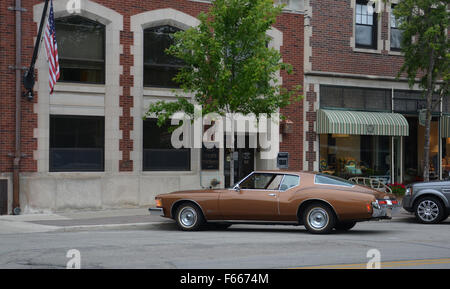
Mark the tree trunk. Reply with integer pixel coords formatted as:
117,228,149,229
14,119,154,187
423,99,432,182
423,48,435,182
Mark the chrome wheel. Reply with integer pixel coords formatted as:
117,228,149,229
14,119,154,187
179,207,197,228
417,200,440,222
308,208,329,230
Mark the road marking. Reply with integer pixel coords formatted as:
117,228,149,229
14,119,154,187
292,258,450,269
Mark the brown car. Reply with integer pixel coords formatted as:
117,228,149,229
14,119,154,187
149,171,399,234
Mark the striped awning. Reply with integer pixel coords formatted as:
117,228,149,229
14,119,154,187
317,109,409,136
441,115,450,138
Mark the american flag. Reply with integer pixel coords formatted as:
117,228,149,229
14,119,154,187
44,0,60,94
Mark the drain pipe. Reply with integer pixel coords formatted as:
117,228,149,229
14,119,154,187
12,0,23,215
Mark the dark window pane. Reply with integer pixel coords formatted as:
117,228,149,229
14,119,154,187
144,25,185,88
50,148,104,172
355,1,377,49
143,119,191,171
55,16,105,84
356,25,374,47
390,28,402,50
144,65,181,88
50,115,104,171
143,149,190,171
320,85,391,111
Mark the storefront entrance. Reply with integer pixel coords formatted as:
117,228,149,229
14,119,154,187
224,148,254,188
403,116,440,183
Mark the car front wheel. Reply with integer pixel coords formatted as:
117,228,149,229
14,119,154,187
414,196,445,224
175,203,205,231
303,203,336,234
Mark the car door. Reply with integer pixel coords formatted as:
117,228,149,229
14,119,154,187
218,173,282,221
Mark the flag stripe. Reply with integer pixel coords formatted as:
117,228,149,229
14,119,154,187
44,0,59,94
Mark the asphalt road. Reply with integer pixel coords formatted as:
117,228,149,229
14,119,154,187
0,215,449,269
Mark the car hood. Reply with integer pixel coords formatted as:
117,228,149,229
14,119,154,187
159,189,221,196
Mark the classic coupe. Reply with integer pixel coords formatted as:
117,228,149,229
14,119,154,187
149,171,399,234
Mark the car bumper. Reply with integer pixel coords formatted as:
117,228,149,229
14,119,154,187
372,201,401,219
148,207,164,216
402,195,414,212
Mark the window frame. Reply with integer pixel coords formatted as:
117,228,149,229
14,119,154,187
235,172,300,191
389,4,403,51
142,118,191,172
143,25,186,89
49,115,105,172
314,174,355,188
355,0,378,50
55,16,106,85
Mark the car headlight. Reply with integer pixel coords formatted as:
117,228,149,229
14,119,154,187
405,187,412,196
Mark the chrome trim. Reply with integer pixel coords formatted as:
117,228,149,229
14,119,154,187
148,207,164,216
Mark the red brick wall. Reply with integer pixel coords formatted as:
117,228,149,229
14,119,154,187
309,0,404,76
0,0,304,173
276,13,304,171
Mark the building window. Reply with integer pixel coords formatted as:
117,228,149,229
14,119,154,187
50,115,105,172
143,25,185,88
355,0,377,49
390,5,402,51
320,85,391,112
143,119,191,171
55,16,105,84
274,0,304,12
319,134,390,181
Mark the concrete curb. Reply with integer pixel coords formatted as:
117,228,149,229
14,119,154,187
54,222,170,233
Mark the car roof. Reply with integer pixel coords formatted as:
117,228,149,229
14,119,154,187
252,170,317,176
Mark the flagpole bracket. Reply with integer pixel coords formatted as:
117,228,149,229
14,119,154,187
8,7,27,12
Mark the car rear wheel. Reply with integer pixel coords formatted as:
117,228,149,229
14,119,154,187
414,196,445,224
334,221,357,232
175,203,205,231
303,203,336,234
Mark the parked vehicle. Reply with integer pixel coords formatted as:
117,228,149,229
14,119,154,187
403,181,450,224
149,171,399,234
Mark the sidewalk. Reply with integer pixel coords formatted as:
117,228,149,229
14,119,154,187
0,208,171,234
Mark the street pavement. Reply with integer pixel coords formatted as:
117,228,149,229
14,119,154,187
0,207,450,269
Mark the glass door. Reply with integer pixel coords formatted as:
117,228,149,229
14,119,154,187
392,136,403,184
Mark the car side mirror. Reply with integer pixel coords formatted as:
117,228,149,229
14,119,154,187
280,184,288,191
233,185,241,192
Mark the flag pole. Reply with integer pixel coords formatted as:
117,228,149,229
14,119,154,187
23,0,49,100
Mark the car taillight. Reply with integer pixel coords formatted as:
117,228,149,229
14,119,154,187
391,200,398,205
378,200,388,205
366,203,373,213
155,198,162,208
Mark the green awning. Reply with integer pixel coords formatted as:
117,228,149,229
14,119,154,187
441,115,450,138
317,109,409,136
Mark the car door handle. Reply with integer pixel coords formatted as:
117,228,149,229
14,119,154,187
268,193,276,197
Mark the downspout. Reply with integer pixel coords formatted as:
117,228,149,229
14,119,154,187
12,0,23,215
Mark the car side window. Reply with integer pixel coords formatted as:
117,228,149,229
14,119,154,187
280,175,300,191
239,173,283,190
315,174,354,187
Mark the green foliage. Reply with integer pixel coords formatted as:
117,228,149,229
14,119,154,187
144,0,302,125
393,0,449,95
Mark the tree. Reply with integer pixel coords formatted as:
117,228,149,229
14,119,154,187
393,0,449,181
145,0,302,186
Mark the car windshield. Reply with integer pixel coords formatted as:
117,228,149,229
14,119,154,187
315,174,354,187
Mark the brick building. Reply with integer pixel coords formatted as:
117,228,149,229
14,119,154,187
0,0,304,213
1,0,448,214
304,0,449,185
